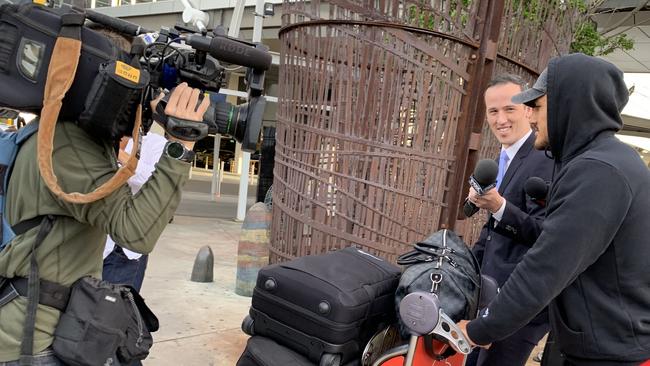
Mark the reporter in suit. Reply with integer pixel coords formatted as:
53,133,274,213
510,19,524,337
466,74,554,366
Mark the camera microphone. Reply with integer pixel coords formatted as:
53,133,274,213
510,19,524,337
463,159,499,218
524,177,548,207
185,35,272,71
85,9,152,35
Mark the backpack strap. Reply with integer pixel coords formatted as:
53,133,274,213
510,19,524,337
14,121,39,145
1,121,40,250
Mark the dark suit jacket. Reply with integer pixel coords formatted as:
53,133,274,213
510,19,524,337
472,133,553,330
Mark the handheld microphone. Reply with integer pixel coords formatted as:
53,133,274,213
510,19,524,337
185,35,272,71
524,177,548,207
463,159,499,217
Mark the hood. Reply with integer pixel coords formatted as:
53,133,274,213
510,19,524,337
546,53,629,162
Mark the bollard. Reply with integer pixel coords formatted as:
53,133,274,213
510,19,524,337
190,245,214,283
235,202,271,296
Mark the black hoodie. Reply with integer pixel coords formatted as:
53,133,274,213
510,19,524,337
467,54,650,365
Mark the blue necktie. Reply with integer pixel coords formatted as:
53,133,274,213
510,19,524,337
496,150,509,189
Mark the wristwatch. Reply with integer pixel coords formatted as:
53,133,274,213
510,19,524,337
164,141,195,163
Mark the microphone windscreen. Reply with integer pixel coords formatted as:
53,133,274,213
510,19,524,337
524,177,548,200
185,35,272,71
213,37,272,70
473,159,499,185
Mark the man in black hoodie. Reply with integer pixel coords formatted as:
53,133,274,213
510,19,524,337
458,53,650,365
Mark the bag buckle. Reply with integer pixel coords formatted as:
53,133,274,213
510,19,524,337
0,280,19,308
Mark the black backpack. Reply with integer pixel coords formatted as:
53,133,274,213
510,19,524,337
395,229,481,336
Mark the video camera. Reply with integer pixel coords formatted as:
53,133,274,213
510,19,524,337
0,1,271,151
140,24,270,151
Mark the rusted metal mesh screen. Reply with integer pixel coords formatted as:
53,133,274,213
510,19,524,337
272,0,583,263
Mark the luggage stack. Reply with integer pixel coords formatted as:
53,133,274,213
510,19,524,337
237,247,402,366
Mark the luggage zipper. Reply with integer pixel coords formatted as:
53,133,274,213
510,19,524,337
125,291,145,347
278,265,354,295
254,290,359,330
340,248,396,276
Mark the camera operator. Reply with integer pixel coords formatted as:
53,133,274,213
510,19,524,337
0,81,208,364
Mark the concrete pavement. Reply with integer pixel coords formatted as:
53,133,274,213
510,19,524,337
141,215,251,366
141,169,255,365
142,169,257,366
140,169,546,366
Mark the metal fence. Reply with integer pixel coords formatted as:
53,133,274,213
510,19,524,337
271,0,583,263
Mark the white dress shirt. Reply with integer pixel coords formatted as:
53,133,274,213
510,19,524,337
102,133,168,260
492,130,532,221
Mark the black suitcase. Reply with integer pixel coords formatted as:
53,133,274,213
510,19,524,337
237,336,359,366
247,247,401,365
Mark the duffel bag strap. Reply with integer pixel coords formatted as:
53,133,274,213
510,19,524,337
413,232,454,257
429,229,447,294
424,229,451,359
396,250,434,265
398,230,451,265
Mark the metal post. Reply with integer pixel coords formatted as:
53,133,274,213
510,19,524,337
236,153,251,221
236,0,265,221
211,134,221,200
189,155,195,179
216,160,224,196
438,0,506,232
227,0,245,38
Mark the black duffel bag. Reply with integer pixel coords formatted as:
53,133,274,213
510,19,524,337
395,229,481,337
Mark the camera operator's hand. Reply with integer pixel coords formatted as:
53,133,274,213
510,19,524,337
151,82,210,150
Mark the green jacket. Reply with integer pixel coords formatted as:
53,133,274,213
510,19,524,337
0,121,188,361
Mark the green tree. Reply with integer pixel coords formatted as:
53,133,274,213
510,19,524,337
570,0,640,56
406,0,639,57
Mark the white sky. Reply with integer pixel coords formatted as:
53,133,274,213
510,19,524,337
623,73,650,120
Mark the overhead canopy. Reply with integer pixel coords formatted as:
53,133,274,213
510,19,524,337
595,1,650,73
621,73,650,135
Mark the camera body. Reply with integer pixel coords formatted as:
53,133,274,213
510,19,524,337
140,26,269,151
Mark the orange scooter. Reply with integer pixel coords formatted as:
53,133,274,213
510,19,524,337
366,275,499,366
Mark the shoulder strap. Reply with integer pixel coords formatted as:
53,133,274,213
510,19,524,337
36,11,141,205
19,215,55,366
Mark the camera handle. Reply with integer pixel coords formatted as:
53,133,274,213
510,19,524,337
153,92,209,141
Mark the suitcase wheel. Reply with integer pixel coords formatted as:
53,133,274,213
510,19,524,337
241,315,255,336
319,353,341,366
